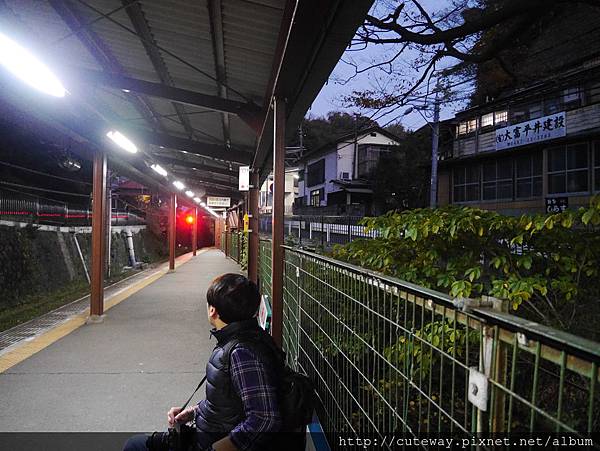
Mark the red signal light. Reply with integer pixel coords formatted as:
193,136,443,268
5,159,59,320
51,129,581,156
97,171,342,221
185,215,194,225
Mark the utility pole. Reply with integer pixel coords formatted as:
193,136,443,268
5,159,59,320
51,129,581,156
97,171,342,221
430,87,440,208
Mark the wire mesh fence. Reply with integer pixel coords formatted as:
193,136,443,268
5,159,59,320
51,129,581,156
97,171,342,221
253,240,600,448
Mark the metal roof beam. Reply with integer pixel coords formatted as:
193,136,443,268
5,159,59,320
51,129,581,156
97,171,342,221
121,0,196,138
125,128,253,164
171,170,237,190
48,0,164,132
207,0,231,146
155,156,238,177
70,68,261,119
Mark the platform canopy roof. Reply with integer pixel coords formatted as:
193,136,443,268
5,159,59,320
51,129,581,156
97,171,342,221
0,0,373,200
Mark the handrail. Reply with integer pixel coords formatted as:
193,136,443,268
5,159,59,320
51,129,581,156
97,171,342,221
282,244,600,364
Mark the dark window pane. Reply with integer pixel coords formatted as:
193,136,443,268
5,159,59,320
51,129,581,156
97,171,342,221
482,182,496,200
548,147,565,172
454,186,464,202
516,155,531,178
307,159,325,186
595,168,600,191
466,166,480,183
498,159,512,179
466,184,480,201
533,177,543,196
567,144,588,170
533,153,543,175
567,170,588,192
453,168,465,185
483,162,496,181
549,174,566,194
516,180,532,198
498,180,513,199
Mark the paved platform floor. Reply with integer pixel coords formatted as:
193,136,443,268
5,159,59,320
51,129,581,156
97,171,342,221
0,249,242,432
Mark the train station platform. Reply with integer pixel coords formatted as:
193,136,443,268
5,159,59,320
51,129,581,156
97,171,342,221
0,248,242,433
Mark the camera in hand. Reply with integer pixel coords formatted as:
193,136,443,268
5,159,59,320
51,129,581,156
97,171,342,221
146,424,197,451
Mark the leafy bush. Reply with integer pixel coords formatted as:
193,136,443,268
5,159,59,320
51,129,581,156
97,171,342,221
333,196,600,339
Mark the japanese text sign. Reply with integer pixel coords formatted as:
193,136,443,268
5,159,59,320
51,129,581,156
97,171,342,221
495,112,566,150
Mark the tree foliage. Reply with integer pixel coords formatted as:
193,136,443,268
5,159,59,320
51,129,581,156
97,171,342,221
333,196,600,340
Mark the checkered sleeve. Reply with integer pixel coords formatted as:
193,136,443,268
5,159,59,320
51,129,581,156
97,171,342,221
228,345,282,450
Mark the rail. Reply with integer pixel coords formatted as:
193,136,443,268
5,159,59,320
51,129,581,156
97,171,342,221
254,239,599,448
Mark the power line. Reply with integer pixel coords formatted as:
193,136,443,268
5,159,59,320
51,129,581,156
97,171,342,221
0,161,91,185
0,181,90,198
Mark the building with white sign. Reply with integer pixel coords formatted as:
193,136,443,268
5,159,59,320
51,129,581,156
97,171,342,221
437,65,600,215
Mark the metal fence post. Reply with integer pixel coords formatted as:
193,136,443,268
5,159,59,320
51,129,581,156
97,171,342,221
320,215,324,248
490,297,509,433
347,214,352,243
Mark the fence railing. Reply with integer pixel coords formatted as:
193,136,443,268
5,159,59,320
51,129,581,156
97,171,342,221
221,230,248,269
254,239,600,448
258,214,379,248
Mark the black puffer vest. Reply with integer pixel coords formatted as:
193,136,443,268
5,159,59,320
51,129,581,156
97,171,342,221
195,318,283,433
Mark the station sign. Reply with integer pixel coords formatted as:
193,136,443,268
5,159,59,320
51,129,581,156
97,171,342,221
206,196,231,207
495,111,566,151
239,166,250,191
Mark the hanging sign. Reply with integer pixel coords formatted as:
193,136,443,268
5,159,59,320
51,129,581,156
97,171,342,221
495,112,566,151
207,196,231,207
239,166,250,191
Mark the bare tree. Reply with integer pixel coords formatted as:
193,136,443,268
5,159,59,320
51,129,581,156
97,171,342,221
345,0,600,117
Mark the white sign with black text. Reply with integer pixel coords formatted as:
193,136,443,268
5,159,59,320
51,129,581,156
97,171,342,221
206,196,231,208
495,111,566,151
239,166,250,191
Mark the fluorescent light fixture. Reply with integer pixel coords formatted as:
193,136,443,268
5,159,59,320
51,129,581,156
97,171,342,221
150,164,167,177
0,32,66,97
173,180,185,190
185,190,194,198
122,89,130,93
200,202,206,207
193,197,201,203
106,130,137,153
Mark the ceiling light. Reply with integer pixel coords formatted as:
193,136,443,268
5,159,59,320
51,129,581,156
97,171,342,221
173,180,185,190
0,32,66,97
122,89,130,93
106,130,137,153
185,190,194,198
193,197,201,203
200,202,206,207
150,163,167,177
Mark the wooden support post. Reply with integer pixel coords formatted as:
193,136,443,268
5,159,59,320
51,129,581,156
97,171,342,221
169,192,176,271
90,151,107,320
192,207,198,256
248,170,259,284
271,97,285,348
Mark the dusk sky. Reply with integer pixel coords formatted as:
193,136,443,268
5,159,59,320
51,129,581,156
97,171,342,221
307,0,473,131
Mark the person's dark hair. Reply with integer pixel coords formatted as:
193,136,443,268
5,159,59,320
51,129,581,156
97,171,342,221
206,273,261,323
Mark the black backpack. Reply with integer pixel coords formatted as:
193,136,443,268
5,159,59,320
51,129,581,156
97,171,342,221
224,334,316,431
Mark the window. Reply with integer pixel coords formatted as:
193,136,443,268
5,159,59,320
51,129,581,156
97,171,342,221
467,119,477,133
357,144,389,178
340,172,350,180
298,169,304,182
306,159,325,187
494,110,508,125
548,143,589,194
453,165,480,202
563,87,581,108
310,188,324,207
482,159,513,200
457,122,468,136
515,154,543,198
594,142,600,192
587,82,600,104
481,113,494,128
